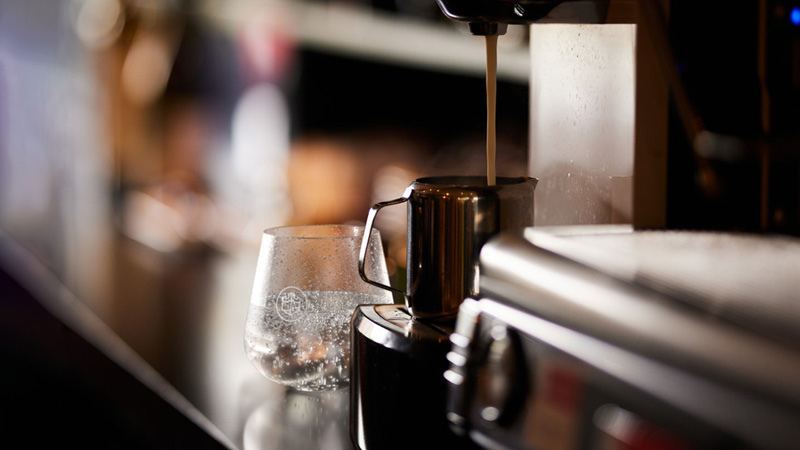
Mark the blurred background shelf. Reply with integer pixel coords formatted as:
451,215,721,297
201,0,531,84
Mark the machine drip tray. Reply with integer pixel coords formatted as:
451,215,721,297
349,304,481,450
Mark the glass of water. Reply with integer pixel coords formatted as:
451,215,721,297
244,224,393,391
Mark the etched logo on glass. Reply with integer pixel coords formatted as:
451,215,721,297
275,286,308,322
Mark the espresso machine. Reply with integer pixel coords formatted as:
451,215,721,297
350,2,615,449
351,1,800,449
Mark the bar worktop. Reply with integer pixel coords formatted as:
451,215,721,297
1,229,354,449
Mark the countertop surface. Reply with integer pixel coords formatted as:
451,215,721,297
0,229,356,450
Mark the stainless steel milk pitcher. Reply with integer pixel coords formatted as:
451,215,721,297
359,176,537,322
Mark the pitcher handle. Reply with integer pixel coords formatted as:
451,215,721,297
359,196,408,297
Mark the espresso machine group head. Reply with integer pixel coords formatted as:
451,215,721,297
435,0,610,35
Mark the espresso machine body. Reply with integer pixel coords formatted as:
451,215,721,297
445,228,800,450
350,0,800,449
